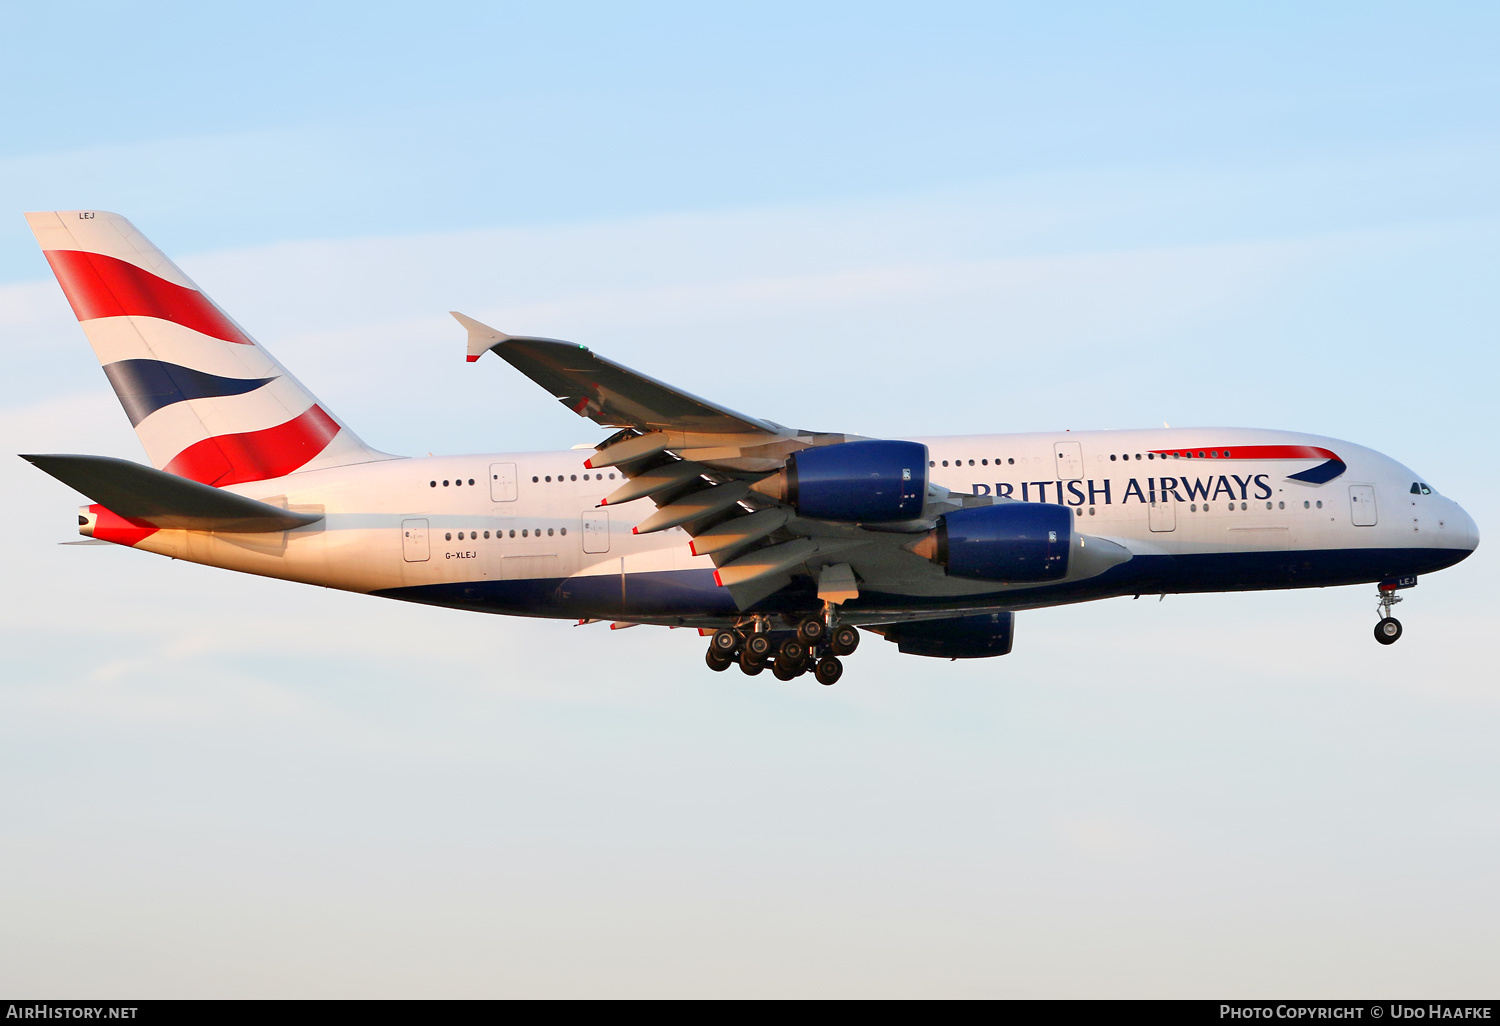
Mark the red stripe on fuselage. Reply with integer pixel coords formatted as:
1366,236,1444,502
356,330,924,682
1148,445,1339,460
88,503,159,547
164,405,341,486
43,250,254,345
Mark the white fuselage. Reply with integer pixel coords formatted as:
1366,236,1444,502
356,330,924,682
108,427,1478,624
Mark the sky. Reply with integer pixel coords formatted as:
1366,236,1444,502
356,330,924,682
2,1,1497,998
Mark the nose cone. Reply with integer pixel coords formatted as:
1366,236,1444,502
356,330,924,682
1451,500,1480,555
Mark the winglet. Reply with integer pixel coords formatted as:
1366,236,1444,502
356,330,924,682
451,311,513,363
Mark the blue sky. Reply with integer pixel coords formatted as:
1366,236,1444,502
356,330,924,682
2,2,1497,997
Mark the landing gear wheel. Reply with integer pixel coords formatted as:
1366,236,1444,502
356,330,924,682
778,638,808,666
814,656,843,686
829,625,860,656
746,634,774,660
710,628,741,656
706,647,733,671
1374,617,1402,645
797,618,826,645
739,656,764,676
772,659,801,681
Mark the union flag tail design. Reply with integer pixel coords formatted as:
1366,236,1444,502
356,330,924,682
27,211,393,485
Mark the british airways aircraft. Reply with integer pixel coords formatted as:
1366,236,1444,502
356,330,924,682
21,211,1480,684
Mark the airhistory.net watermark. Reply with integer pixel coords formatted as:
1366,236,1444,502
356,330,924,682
5,1008,137,1020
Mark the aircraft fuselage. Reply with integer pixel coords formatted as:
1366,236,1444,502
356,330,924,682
95,426,1478,627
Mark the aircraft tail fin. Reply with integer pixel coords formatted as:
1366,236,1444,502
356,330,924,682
26,211,394,486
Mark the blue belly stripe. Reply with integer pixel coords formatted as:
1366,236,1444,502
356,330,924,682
371,547,1473,622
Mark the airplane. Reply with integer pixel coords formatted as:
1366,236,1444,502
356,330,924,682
20,211,1480,685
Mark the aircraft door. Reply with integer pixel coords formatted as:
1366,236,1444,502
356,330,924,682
1149,496,1175,532
489,462,518,502
1054,441,1083,481
582,511,610,554
401,518,430,561
1349,485,1377,526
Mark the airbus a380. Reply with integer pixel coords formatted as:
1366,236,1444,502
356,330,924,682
21,212,1480,684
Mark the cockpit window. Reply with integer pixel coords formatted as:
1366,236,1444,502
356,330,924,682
1411,482,1433,495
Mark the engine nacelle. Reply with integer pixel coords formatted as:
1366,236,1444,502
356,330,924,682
925,502,1073,582
881,611,1015,659
752,440,928,522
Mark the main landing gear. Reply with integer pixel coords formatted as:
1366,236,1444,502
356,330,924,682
704,614,860,685
1373,582,1405,646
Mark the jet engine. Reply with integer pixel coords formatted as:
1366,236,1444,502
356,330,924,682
751,440,928,522
910,502,1132,584
880,611,1015,658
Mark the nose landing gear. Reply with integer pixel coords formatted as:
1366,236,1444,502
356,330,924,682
1375,617,1402,644
1373,581,1406,645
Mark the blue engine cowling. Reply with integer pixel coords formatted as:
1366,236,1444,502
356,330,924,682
882,611,1015,658
934,502,1072,582
788,440,928,522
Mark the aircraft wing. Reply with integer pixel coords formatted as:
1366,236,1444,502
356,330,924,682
458,313,991,613
454,312,776,435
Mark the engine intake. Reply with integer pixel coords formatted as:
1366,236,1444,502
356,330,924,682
752,440,928,522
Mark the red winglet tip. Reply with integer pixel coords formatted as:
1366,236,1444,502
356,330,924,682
631,526,639,535
713,571,723,587
689,543,699,556
465,354,480,363
583,458,595,469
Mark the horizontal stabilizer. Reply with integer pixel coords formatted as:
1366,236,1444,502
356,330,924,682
22,453,323,532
